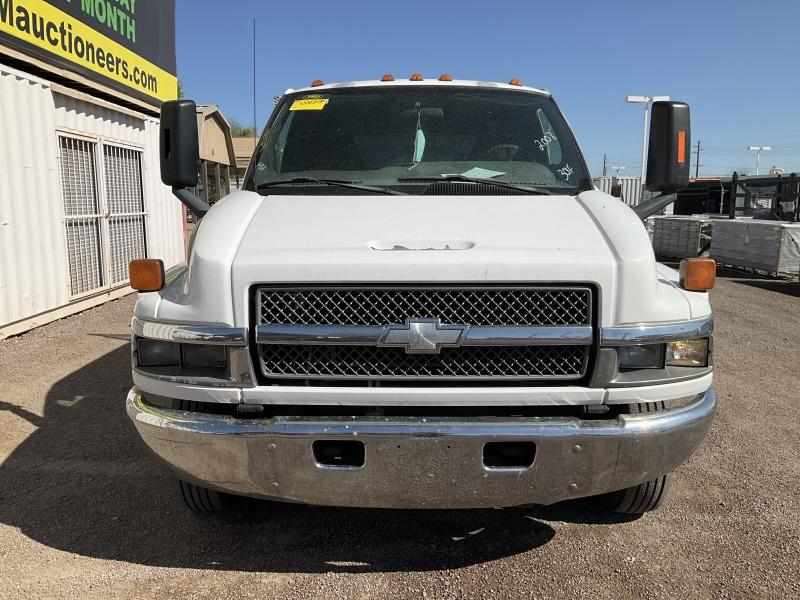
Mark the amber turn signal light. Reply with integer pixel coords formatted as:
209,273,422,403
679,258,716,291
129,259,165,292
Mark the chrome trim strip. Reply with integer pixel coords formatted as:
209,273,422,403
600,316,713,346
462,325,592,346
132,371,243,403
257,325,384,345
256,324,593,347
241,384,604,406
132,317,247,346
127,387,716,509
132,367,241,388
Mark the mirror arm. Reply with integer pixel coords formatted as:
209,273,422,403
632,192,677,220
173,187,210,219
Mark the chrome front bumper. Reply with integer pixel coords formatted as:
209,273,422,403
126,387,716,509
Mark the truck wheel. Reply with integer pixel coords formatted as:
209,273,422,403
598,401,672,514
170,401,229,512
178,480,227,512
601,473,673,514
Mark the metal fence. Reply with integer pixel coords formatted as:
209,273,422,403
728,172,800,221
58,136,147,297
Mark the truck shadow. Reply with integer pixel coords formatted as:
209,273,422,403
716,266,800,298
0,344,630,573
733,279,800,298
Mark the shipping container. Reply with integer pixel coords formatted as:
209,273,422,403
0,63,185,339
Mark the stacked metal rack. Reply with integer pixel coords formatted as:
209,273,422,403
710,220,800,278
651,216,713,259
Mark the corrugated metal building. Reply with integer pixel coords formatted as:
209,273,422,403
0,1,184,339
0,62,184,339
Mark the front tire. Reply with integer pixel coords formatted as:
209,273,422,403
598,401,672,514
600,473,673,514
171,400,230,512
178,480,228,512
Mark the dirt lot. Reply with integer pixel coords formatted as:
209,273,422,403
0,270,798,599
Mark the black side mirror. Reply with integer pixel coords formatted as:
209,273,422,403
160,99,199,188
160,100,209,218
645,101,690,193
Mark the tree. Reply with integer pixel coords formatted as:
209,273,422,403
229,119,257,138
177,79,184,99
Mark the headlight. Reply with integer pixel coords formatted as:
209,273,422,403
182,344,227,369
137,339,180,366
666,339,709,367
617,344,664,369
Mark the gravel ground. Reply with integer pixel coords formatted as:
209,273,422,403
0,270,798,599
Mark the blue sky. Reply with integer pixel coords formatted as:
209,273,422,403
177,0,799,178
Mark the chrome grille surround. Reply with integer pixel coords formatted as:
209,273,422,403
255,286,593,382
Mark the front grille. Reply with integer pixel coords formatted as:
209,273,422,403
257,287,591,327
254,285,593,383
260,344,587,380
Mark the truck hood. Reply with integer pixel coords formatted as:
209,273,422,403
145,190,703,328
235,192,612,275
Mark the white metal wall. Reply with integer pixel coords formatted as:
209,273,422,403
593,176,642,205
616,177,642,206
594,176,613,194
0,63,185,338
52,91,185,276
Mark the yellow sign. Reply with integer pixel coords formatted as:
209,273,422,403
0,0,177,102
290,98,329,111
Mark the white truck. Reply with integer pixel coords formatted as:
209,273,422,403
127,76,716,514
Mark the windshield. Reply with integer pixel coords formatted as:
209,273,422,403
246,86,591,193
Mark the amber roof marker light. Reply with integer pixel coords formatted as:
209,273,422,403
381,73,395,82
438,73,453,81
410,73,424,81
310,79,324,87
508,79,523,86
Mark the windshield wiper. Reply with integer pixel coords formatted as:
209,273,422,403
397,175,553,195
256,177,406,195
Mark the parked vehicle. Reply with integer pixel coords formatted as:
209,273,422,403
127,76,716,514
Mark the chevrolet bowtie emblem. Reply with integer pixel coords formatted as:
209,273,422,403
380,319,467,354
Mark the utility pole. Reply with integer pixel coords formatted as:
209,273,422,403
602,154,608,177
626,95,670,198
693,140,702,178
252,18,257,145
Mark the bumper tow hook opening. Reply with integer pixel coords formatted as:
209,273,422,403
313,440,365,468
483,442,536,469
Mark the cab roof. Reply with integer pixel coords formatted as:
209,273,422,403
286,79,550,96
